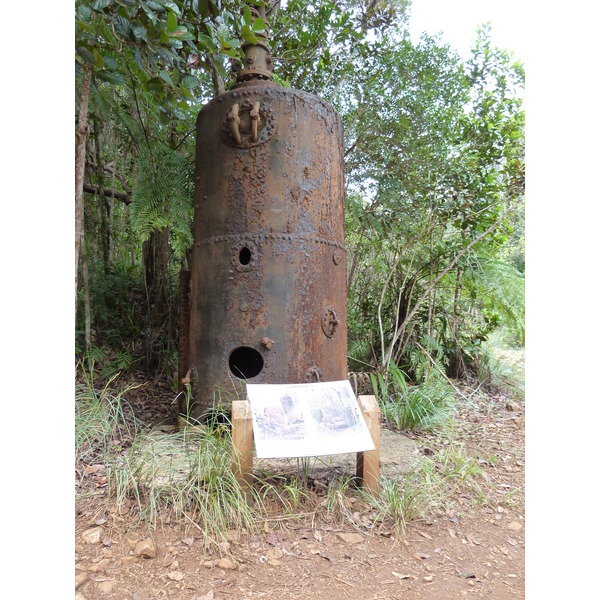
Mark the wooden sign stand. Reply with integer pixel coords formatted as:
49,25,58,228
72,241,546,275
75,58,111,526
231,394,381,492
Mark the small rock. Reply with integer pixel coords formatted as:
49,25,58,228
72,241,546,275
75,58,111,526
89,558,111,573
124,532,142,550
75,573,89,590
218,557,236,570
135,539,156,559
82,527,103,544
268,559,282,566
167,571,184,581
98,580,116,594
423,575,433,582
337,532,364,544
507,521,523,532
266,548,284,560
75,544,84,553
506,401,521,411
132,592,150,600
75,593,86,600
121,556,138,565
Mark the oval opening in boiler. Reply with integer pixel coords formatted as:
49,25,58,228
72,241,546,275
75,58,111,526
239,246,252,265
229,346,264,379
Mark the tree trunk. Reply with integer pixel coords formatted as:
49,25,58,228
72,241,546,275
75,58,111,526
93,116,111,275
450,267,465,378
81,228,92,351
75,65,91,317
142,226,171,372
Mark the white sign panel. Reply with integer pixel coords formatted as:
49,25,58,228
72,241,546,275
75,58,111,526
246,380,375,459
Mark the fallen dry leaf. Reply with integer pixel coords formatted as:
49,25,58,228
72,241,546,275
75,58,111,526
337,532,363,544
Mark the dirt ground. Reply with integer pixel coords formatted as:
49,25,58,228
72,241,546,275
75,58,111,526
75,379,524,600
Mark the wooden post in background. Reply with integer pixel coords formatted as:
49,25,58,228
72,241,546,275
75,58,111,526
356,395,380,492
232,400,254,489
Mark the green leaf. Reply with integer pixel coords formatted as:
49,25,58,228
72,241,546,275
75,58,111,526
240,24,257,45
167,11,177,33
102,55,118,70
97,70,126,86
130,22,148,42
198,0,210,18
93,0,114,10
77,5,93,22
172,28,194,41
181,74,199,89
112,15,132,39
76,45,97,66
243,5,252,26
158,1,180,16
159,69,174,87
197,33,217,52
252,18,266,34
134,47,144,70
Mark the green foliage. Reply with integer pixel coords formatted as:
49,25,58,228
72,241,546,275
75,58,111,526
130,143,195,257
476,329,525,398
76,0,252,115
370,362,456,431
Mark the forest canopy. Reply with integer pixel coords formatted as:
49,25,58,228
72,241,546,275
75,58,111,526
75,0,524,387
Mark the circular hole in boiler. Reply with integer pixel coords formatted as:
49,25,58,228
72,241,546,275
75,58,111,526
229,346,264,379
239,246,252,265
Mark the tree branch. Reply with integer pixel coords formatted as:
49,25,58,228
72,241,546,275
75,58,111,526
83,183,131,204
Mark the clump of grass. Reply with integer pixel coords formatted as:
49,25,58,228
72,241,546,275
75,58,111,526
107,424,266,543
75,362,139,465
323,475,355,524
362,475,424,532
370,362,456,431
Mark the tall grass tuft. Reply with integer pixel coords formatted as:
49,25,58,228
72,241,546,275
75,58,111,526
362,475,423,533
107,425,265,542
75,362,139,465
370,362,456,431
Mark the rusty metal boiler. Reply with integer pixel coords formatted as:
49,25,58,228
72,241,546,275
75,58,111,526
180,33,347,422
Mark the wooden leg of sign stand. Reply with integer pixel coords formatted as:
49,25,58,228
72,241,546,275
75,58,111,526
356,395,381,492
231,400,254,489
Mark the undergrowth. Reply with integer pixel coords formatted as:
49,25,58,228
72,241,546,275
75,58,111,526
370,361,457,431
75,362,500,545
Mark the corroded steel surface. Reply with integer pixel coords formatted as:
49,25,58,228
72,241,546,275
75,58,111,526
177,270,191,399
185,80,347,419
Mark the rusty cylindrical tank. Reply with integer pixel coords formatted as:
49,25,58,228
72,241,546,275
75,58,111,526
180,27,347,422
